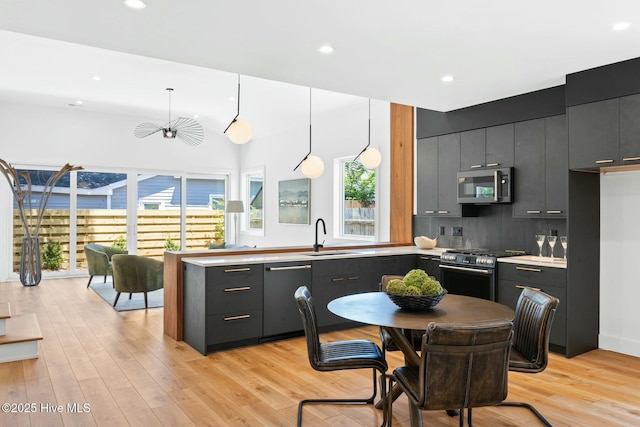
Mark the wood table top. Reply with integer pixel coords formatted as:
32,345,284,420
327,292,515,330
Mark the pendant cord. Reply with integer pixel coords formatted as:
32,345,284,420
294,88,313,171
354,98,372,161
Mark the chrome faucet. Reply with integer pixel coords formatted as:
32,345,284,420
314,218,326,252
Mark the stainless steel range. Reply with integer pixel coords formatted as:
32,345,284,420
439,248,524,301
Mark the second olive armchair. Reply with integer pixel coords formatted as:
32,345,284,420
111,254,164,309
84,244,128,287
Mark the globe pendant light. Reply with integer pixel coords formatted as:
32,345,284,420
293,88,324,179
354,98,382,169
224,75,252,144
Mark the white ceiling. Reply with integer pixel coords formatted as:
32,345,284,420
2,0,640,123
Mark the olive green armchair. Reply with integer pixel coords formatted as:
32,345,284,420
84,244,128,287
111,254,164,309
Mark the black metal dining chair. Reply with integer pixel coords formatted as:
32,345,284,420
294,286,388,427
499,286,559,426
386,320,514,427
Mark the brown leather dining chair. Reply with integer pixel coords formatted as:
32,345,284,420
386,319,514,427
294,286,388,427
500,286,559,426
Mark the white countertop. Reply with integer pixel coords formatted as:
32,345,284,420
498,255,567,269
182,245,448,267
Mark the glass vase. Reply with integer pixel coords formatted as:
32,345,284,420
20,236,42,286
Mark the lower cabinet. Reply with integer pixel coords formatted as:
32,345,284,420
183,263,263,355
312,258,379,329
415,254,442,281
182,253,420,353
497,262,567,355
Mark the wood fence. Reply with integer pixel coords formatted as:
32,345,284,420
12,209,225,271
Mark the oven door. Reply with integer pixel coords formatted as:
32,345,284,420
439,264,495,301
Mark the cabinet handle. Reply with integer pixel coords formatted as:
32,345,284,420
470,164,483,169
224,267,251,273
224,314,251,321
419,256,441,261
595,159,614,164
224,286,251,292
425,210,436,214
437,210,449,214
516,284,542,291
332,277,345,282
623,156,640,162
266,265,311,271
486,162,500,167
348,276,359,280
526,210,542,214
546,210,562,214
516,266,542,272
494,170,499,202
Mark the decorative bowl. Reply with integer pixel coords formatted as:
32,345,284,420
387,289,447,311
414,236,437,249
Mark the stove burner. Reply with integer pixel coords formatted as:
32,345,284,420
445,248,524,258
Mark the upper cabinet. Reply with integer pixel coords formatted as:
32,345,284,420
568,94,640,169
460,124,514,171
620,93,640,165
513,115,567,218
416,133,461,217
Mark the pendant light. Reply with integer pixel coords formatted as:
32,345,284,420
224,75,252,144
353,98,382,169
293,88,324,179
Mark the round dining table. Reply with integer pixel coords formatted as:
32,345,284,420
328,291,515,426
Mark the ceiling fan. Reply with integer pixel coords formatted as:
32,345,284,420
134,88,204,146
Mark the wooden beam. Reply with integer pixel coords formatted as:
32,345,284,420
390,103,414,243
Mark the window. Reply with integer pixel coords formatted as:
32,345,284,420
335,158,378,240
242,168,265,235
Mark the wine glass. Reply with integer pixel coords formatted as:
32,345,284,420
547,235,557,260
535,234,546,257
560,236,567,260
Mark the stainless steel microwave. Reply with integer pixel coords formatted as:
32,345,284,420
457,167,512,204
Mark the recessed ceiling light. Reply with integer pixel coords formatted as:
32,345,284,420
229,97,236,102
75,100,83,105
612,21,631,31
124,0,146,10
441,75,454,83
194,114,199,119
91,75,101,81
318,45,334,54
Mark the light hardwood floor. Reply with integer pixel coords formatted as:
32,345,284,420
0,277,639,427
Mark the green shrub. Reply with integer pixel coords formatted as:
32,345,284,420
165,237,180,251
113,235,127,250
41,240,63,270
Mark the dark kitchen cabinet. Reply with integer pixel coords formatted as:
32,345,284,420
620,93,640,165
311,257,379,329
460,125,513,171
416,137,439,215
460,128,486,170
377,255,416,278
513,115,567,218
183,263,263,355
497,263,567,355
416,134,461,217
485,123,515,169
513,119,545,217
568,98,620,169
263,262,311,338
437,133,462,216
545,115,568,215
415,254,441,281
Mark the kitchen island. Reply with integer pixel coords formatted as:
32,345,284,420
163,244,446,341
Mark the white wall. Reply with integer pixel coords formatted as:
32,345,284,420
238,87,390,248
600,170,640,357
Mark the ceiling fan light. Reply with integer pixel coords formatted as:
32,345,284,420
360,146,382,169
163,128,176,138
226,119,252,144
301,155,324,179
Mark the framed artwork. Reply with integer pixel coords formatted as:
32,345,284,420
278,178,310,224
